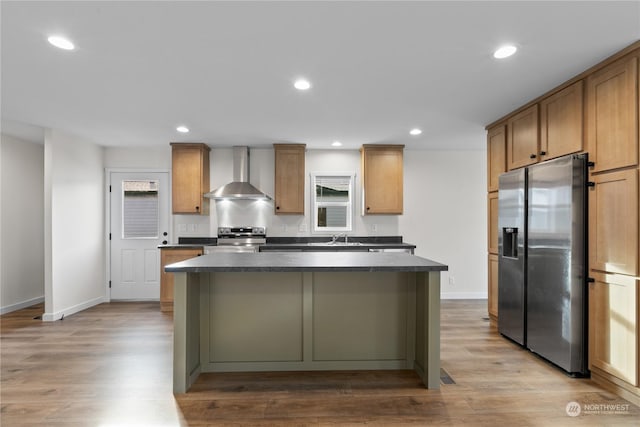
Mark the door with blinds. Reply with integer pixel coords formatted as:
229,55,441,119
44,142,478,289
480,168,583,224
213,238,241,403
110,172,169,300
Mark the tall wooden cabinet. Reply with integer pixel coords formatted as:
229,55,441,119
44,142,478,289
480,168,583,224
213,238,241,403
587,56,638,173
589,169,638,276
589,272,638,387
486,41,640,404
160,247,202,312
507,105,539,170
487,125,506,192
170,143,210,215
274,144,305,214
361,144,404,214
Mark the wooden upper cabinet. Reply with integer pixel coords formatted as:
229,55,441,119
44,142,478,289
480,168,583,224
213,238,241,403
587,55,639,173
171,143,210,215
507,104,540,170
274,144,306,214
487,192,499,254
589,168,638,276
487,125,506,191
540,80,584,160
361,144,404,214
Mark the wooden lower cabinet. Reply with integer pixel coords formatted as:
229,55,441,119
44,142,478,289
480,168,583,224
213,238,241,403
488,254,499,321
589,272,638,387
160,248,202,312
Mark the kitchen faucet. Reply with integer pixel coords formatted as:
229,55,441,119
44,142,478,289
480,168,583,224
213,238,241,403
331,233,348,243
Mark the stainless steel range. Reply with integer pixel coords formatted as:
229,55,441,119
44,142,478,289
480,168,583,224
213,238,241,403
204,226,266,254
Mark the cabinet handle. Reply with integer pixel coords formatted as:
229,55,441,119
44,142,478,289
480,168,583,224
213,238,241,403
587,277,595,283
587,161,595,168
587,182,595,188
162,240,168,245
163,232,168,236
540,151,547,156
276,206,280,210
366,206,370,211
529,154,537,159
195,206,199,211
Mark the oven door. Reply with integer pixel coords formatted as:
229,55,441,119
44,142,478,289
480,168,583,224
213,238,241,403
204,245,259,254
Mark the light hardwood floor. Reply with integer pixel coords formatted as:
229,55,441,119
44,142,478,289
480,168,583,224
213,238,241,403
1,300,638,426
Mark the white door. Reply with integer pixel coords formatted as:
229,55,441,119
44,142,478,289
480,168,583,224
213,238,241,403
110,172,170,300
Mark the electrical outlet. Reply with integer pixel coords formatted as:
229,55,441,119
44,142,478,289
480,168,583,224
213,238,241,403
449,276,455,285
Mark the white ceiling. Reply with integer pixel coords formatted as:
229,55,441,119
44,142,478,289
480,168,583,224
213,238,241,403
2,1,639,150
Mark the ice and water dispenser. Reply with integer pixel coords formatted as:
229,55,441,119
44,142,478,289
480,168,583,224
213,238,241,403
502,227,518,258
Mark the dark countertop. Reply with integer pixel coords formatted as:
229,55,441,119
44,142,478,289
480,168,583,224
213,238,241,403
164,252,447,273
259,242,415,251
159,244,208,249
159,236,415,251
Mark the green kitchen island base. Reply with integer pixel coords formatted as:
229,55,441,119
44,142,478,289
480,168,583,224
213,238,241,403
166,252,447,393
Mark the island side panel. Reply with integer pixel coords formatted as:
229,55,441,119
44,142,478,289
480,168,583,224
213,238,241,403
173,271,202,394
414,271,441,389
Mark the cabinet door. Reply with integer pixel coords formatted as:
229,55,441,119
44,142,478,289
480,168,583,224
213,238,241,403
589,169,638,276
487,125,506,192
589,272,638,386
171,144,210,215
488,254,499,320
587,56,638,173
487,191,499,254
160,248,202,312
274,144,305,214
507,104,539,170
362,145,404,214
540,80,584,160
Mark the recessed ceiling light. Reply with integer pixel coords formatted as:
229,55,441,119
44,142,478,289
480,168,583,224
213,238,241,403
47,35,75,50
294,78,311,90
176,126,189,133
493,45,517,59
409,128,422,136
332,141,342,147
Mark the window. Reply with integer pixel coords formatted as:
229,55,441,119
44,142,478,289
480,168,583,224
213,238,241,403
310,173,355,233
122,180,159,238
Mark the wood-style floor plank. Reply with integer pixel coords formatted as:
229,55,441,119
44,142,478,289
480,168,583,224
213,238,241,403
2,300,638,426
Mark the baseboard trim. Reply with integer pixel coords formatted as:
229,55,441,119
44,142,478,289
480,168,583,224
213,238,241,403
0,296,45,315
42,296,105,321
590,368,640,407
441,292,487,300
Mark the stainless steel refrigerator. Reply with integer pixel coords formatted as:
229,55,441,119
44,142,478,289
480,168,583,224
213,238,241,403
498,154,588,376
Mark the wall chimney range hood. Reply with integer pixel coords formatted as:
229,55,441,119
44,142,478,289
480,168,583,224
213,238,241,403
204,146,272,200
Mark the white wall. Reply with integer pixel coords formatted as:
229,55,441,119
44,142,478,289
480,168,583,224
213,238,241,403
104,144,488,298
43,129,105,320
0,134,45,314
400,150,487,299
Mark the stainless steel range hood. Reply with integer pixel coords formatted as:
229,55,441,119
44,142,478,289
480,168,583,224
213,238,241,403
204,146,272,200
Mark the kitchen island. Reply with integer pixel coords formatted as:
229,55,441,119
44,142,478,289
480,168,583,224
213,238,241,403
165,252,447,393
